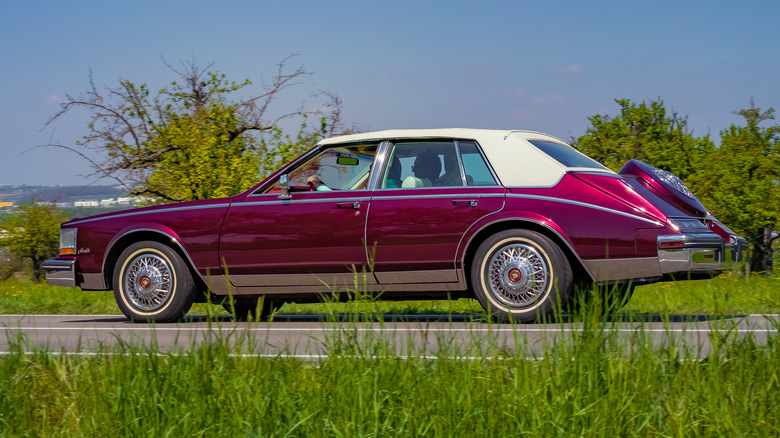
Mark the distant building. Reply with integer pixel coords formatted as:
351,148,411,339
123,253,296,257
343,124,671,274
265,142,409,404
74,201,99,207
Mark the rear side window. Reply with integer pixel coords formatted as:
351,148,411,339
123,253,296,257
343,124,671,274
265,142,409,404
379,141,464,188
529,140,609,170
458,141,497,186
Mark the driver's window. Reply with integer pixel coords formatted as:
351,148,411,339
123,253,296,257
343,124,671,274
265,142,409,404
286,143,377,192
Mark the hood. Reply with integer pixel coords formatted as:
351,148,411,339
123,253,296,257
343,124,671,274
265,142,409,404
64,196,234,226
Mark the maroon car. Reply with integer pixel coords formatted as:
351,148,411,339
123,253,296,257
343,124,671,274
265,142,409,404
44,129,746,322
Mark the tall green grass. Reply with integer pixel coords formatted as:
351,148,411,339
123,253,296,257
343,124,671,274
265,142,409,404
1,313,778,436
1,275,778,316
625,274,780,314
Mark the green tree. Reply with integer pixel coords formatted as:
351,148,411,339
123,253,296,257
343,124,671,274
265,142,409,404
692,100,780,273
571,99,714,180
0,201,68,281
46,57,348,204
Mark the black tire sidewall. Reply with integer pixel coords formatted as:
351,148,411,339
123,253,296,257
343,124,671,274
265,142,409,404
113,241,195,322
223,297,276,321
471,229,572,322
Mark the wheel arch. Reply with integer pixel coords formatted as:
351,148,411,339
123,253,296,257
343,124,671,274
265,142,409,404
461,218,594,290
103,229,207,293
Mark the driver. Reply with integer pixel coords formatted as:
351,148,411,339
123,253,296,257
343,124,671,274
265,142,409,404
307,175,332,191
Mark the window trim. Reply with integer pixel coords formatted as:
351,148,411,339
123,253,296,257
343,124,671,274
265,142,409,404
368,140,392,191
251,141,381,196
372,138,503,190
456,140,502,187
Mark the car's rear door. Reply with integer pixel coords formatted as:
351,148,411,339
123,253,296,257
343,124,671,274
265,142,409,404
365,140,505,284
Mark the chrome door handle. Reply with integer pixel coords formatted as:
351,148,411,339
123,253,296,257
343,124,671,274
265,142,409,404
453,199,478,207
337,202,361,209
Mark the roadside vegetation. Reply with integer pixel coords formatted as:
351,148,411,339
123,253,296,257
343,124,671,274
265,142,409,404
1,274,779,317
1,303,779,436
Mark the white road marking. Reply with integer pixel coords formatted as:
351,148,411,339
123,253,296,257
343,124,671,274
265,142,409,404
2,324,777,333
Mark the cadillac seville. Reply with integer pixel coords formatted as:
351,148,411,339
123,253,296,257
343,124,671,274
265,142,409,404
43,129,746,322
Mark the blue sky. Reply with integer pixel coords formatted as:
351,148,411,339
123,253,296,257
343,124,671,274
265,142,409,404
1,0,778,186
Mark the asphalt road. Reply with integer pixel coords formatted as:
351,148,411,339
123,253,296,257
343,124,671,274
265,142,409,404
1,314,777,359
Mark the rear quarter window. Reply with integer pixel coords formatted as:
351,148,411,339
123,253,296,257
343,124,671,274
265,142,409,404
529,140,609,170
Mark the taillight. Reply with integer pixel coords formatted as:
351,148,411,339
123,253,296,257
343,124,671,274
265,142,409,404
660,241,684,249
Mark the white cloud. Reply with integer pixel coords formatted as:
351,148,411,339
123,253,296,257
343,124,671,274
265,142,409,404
511,87,527,96
45,94,64,105
531,94,565,105
559,64,583,75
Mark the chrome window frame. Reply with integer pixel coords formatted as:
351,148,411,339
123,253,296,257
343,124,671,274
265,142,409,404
371,138,502,190
250,141,383,196
455,140,501,187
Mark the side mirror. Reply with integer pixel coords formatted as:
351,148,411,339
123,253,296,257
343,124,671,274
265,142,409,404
278,174,292,200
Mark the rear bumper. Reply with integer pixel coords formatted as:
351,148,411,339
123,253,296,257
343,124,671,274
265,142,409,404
657,233,747,274
43,259,77,287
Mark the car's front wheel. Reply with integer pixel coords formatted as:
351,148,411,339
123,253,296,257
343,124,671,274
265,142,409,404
471,229,572,322
113,241,196,323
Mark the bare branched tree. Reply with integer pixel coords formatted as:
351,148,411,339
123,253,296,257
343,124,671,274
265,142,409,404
45,56,350,204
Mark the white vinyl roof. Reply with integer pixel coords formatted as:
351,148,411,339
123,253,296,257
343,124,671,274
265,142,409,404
318,128,614,187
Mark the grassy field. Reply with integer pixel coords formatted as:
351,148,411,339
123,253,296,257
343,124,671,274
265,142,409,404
2,275,780,435
0,274,778,317
1,312,778,436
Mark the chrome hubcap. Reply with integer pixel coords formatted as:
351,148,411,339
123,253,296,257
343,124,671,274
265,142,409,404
124,254,173,311
488,243,549,307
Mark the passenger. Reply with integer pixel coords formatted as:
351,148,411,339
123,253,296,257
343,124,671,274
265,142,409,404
403,150,441,187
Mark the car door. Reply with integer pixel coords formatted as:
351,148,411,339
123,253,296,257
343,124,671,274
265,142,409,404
219,143,378,290
365,140,505,284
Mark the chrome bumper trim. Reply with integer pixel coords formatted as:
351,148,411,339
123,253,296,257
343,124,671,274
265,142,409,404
43,259,77,288
657,234,747,274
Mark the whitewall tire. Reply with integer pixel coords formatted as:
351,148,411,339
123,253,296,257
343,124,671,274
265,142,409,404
113,241,196,323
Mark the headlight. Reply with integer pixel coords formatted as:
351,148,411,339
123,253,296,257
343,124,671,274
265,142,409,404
651,166,696,199
59,228,77,256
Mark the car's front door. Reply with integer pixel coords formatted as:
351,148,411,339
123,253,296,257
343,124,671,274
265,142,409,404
219,143,378,291
365,140,505,284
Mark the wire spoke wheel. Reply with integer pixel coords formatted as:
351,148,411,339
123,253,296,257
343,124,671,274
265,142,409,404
487,243,549,307
471,229,572,322
113,241,196,323
123,254,173,311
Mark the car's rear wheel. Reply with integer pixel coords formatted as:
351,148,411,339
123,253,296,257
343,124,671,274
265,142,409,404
222,297,277,321
471,229,572,322
113,241,196,323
